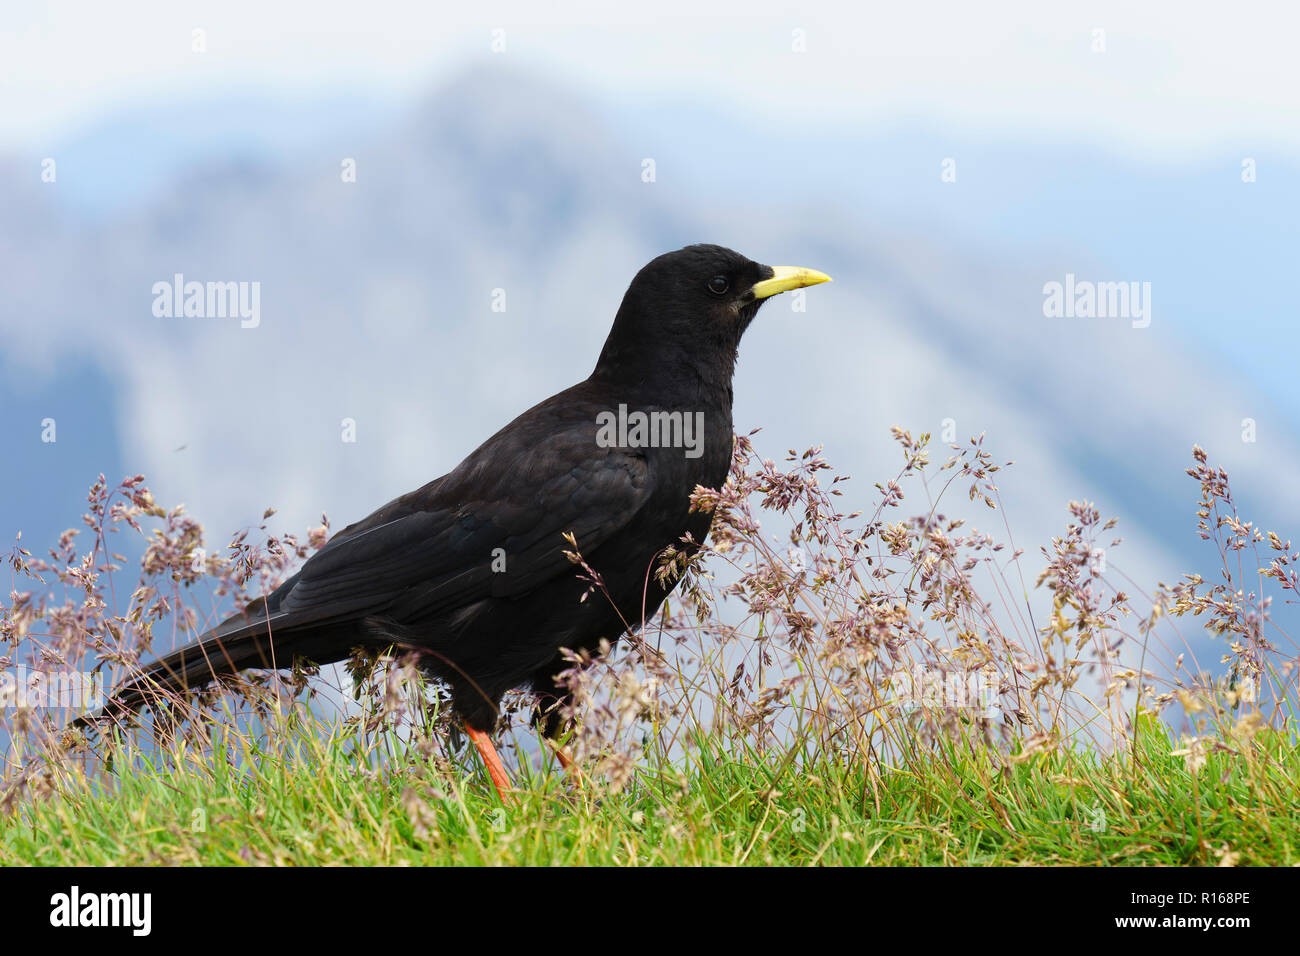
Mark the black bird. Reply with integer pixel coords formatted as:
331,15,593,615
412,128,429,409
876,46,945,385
80,244,830,799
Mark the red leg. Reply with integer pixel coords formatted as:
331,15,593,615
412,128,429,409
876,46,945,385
546,738,584,787
551,741,575,771
466,725,513,804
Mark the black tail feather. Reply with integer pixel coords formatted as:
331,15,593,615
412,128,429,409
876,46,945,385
72,607,354,730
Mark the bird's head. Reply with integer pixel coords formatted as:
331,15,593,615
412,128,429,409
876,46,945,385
594,244,831,384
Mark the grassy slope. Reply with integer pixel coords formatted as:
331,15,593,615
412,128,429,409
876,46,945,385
4,714,1295,866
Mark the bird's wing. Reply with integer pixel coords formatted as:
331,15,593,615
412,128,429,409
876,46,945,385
273,423,652,626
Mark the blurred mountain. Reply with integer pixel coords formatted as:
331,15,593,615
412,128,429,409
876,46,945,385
1,65,1296,663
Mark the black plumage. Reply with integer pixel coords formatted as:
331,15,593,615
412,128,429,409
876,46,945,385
81,245,829,776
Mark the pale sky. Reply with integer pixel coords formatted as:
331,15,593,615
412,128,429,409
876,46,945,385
3,1,1299,158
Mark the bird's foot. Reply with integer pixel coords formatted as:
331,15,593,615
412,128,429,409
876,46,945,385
546,738,586,793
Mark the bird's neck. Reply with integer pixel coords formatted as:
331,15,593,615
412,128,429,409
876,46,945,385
589,346,737,411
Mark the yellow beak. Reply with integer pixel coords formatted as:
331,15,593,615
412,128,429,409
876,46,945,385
748,266,832,300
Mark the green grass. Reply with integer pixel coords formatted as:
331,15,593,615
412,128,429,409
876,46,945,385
4,711,1295,866
6,436,1294,867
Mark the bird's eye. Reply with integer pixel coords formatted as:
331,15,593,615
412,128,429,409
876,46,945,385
707,276,730,296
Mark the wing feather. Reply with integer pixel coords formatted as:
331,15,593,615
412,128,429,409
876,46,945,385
275,423,650,625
